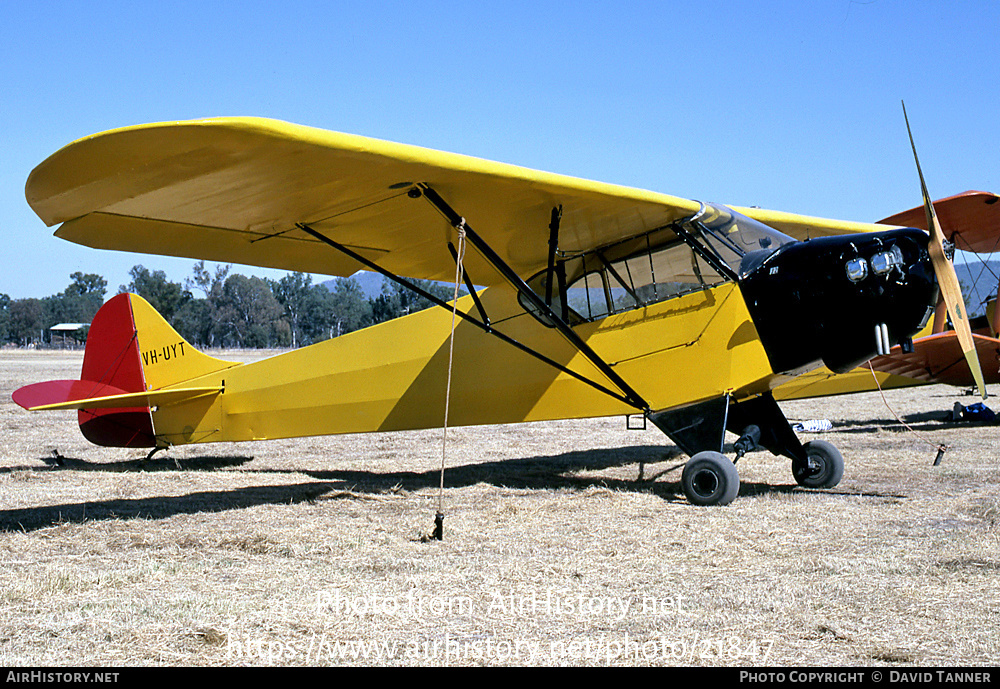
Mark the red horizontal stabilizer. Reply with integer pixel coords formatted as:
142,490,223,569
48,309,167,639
12,379,129,411
13,377,156,448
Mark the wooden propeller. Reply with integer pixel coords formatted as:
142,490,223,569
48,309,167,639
903,102,987,398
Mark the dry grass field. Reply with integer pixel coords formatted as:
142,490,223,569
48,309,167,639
0,349,998,667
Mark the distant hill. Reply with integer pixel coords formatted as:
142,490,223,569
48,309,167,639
954,258,999,318
321,271,477,299
321,271,387,299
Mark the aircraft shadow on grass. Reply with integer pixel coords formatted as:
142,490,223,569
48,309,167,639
829,411,993,434
33,454,254,471
0,444,902,532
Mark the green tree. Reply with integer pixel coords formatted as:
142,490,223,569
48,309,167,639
120,265,191,323
9,298,44,346
268,273,375,345
0,293,11,344
65,272,108,299
186,261,231,299
370,277,459,323
214,274,290,348
170,261,235,347
172,298,216,347
44,272,108,331
326,278,374,337
269,272,315,348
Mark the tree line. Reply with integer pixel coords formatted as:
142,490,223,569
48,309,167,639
0,261,459,349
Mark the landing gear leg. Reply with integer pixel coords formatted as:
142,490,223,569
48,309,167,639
649,392,842,504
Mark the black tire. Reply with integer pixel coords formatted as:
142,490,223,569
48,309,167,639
681,451,740,506
792,440,844,489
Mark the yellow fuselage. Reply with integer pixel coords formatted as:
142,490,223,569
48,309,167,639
147,282,780,447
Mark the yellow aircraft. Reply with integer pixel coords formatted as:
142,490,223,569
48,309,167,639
12,116,984,506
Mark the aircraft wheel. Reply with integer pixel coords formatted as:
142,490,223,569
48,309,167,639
792,440,844,489
681,451,740,506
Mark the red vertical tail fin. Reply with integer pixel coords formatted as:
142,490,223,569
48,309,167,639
77,293,156,448
12,294,156,448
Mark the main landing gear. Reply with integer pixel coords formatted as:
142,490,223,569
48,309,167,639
648,393,846,506
681,451,740,506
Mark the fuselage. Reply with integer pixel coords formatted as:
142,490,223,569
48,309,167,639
146,216,935,447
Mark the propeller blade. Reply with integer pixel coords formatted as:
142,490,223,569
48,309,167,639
903,102,987,398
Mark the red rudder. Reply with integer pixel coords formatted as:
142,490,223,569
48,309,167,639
77,294,156,448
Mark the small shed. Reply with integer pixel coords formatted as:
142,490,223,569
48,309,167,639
49,323,89,348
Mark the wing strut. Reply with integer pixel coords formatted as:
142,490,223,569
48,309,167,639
447,241,490,327
296,223,643,409
545,205,562,308
417,184,650,412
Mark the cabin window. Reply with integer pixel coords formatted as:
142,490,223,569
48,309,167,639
520,227,731,326
519,203,795,327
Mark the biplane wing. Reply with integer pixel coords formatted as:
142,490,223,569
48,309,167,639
867,330,1000,388
879,190,1000,253
17,117,961,505
774,329,1000,401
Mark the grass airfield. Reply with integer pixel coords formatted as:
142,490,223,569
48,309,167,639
1,349,998,666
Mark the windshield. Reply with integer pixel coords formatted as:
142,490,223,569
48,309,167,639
683,203,795,277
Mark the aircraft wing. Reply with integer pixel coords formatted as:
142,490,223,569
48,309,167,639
26,117,893,283
878,190,1000,253
736,207,892,239
868,330,1000,387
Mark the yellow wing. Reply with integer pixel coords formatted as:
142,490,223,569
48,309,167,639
26,117,892,282
737,206,900,239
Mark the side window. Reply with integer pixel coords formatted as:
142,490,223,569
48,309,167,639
624,240,728,301
566,240,728,319
565,271,612,321
520,229,731,327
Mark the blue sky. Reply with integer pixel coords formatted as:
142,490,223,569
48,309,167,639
1,1,997,299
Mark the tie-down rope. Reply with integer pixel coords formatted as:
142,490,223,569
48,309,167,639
867,361,948,465
431,221,467,540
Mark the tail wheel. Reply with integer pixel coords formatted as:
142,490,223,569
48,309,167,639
792,440,844,489
681,451,740,506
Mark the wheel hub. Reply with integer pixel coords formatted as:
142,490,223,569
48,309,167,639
691,469,720,498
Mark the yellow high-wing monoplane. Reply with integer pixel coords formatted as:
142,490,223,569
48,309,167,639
12,117,976,506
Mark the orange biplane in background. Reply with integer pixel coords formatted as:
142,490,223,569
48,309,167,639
11,115,987,506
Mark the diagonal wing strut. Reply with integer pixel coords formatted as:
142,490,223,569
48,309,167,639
417,184,650,412
297,219,647,411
